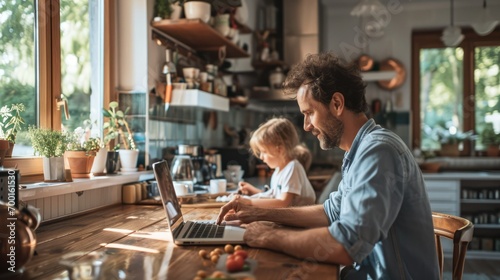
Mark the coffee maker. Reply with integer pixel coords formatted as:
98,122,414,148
176,145,214,185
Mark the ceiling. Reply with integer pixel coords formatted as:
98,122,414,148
320,0,500,14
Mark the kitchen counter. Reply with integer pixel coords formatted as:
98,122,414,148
423,171,500,180
20,205,339,279
20,171,154,200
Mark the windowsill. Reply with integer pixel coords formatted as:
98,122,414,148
20,171,154,200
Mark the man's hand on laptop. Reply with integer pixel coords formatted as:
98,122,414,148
216,195,255,225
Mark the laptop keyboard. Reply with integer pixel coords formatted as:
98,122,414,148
183,221,225,239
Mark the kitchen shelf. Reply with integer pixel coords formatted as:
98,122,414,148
170,89,229,112
467,250,500,260
461,199,500,204
361,71,396,81
151,18,249,58
473,224,500,229
252,60,287,70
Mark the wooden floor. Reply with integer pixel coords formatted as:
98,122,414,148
443,258,500,279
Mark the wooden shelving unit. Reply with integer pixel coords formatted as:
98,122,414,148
151,18,249,58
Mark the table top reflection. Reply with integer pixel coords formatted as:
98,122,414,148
21,205,338,279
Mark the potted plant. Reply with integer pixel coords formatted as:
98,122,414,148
433,125,474,157
103,101,139,172
480,123,500,157
153,0,182,21
65,127,101,178
27,126,69,181
0,103,26,157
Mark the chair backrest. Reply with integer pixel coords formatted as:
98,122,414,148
432,212,474,280
317,171,342,204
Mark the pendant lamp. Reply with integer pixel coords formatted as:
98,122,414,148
350,0,386,17
441,0,464,47
471,0,498,36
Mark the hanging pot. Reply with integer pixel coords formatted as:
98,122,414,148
377,58,406,90
357,54,374,71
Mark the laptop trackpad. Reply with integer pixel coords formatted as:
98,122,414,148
224,225,245,240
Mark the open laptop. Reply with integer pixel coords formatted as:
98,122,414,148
152,160,245,245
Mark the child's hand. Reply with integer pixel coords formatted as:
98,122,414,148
238,182,259,195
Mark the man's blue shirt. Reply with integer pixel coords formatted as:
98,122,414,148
324,119,439,279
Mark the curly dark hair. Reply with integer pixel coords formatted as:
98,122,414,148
283,52,368,113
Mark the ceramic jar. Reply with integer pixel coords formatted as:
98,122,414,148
214,14,230,37
184,1,211,23
269,67,285,89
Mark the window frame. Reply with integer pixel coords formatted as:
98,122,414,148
5,0,116,182
411,27,500,156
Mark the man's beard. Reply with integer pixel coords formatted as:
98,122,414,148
316,114,343,150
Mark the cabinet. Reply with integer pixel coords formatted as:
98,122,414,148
460,179,500,259
424,173,500,259
425,178,460,215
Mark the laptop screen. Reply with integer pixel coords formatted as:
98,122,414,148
152,161,184,232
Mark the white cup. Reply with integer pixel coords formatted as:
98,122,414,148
173,181,193,196
210,179,227,194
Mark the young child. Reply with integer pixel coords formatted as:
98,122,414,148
237,117,316,207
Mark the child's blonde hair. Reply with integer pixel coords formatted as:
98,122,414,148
294,144,312,173
249,117,299,161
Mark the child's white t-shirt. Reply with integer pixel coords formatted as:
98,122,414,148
252,159,316,206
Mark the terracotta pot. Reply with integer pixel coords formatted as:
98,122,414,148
5,142,13,157
440,143,460,157
65,151,96,178
486,145,499,157
0,139,8,167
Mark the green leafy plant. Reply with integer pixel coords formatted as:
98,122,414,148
432,125,475,145
0,103,26,143
66,126,101,155
27,126,69,158
480,123,500,146
102,101,136,151
154,0,174,19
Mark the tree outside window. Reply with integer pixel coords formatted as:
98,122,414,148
412,29,500,156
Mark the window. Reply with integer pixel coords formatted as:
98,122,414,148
0,0,114,180
412,28,500,155
0,0,36,155
60,0,105,135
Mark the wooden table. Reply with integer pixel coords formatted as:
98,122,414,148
21,204,339,279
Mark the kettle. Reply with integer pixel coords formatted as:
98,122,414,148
0,202,40,275
170,155,194,182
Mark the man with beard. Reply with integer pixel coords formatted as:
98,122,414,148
216,52,439,279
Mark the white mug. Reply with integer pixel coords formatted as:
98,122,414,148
210,179,227,194
173,181,192,196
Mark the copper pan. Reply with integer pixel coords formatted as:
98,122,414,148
357,54,374,71
377,58,406,90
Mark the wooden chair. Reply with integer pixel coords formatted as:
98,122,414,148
432,212,474,280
